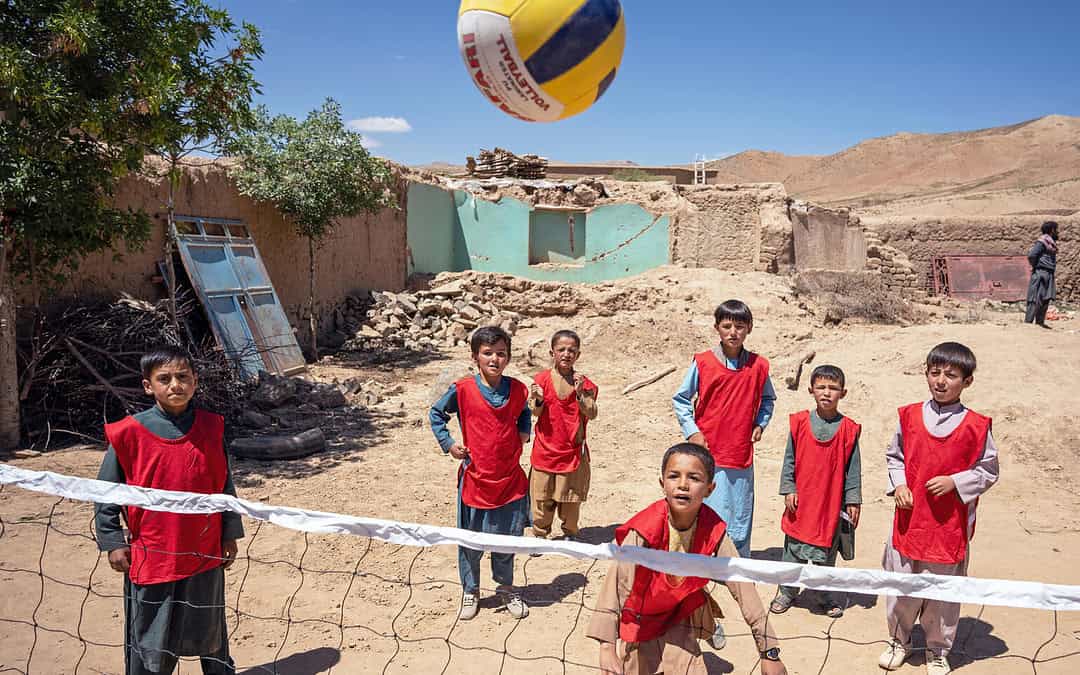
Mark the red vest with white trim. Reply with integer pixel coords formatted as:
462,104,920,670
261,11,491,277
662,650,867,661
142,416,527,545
530,370,598,474
892,403,991,564
105,409,227,585
781,411,860,547
615,499,727,643
693,350,770,469
456,376,530,509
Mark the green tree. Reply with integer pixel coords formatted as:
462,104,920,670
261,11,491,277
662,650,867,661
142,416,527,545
135,2,262,330
229,99,396,359
0,1,261,449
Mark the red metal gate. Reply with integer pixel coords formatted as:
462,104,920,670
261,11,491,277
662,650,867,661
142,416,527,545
932,255,1030,301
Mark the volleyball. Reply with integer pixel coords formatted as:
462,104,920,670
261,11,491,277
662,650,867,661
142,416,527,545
457,0,626,122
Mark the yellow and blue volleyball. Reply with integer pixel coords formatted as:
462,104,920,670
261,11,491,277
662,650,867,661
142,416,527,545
457,0,625,122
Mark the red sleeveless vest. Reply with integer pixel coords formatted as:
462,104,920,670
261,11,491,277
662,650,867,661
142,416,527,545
892,403,991,564
456,376,530,509
615,499,728,643
781,411,860,547
530,370,598,474
105,409,227,585
693,350,770,469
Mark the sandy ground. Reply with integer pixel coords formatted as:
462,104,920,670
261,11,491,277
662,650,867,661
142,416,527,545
3,266,1080,675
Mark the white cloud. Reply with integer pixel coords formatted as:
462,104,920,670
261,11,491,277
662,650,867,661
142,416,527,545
348,116,412,133
359,136,382,149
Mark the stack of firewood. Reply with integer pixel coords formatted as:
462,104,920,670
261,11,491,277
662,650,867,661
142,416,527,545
17,291,256,447
466,148,548,179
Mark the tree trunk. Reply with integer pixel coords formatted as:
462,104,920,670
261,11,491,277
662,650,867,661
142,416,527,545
308,235,317,360
0,237,19,449
165,157,180,334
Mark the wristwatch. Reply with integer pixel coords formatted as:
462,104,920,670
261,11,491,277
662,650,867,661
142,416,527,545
760,647,781,661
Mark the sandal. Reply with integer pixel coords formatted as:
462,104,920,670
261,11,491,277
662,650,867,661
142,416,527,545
769,596,794,614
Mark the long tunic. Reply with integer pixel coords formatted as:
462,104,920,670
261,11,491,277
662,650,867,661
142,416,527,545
94,405,243,672
778,409,862,562
1027,238,1057,306
588,529,778,674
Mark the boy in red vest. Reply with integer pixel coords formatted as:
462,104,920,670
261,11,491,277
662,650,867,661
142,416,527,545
528,329,598,542
430,326,532,621
94,346,242,675
878,342,999,675
672,299,775,558
587,443,786,675
770,365,861,618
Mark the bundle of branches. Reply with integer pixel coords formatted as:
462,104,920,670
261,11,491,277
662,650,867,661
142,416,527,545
17,291,256,449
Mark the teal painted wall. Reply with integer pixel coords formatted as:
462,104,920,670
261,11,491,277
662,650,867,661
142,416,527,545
406,183,669,283
406,183,457,276
452,191,532,273
529,209,586,264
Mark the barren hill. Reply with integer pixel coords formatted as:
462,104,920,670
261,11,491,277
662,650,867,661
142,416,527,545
708,115,1080,217
707,150,822,185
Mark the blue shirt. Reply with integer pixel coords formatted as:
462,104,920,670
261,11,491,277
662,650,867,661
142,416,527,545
429,374,533,452
671,349,776,439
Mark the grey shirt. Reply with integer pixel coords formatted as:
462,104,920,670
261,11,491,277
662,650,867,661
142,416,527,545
94,405,244,551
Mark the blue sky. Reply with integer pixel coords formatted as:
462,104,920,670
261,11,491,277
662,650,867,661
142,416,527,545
216,0,1080,166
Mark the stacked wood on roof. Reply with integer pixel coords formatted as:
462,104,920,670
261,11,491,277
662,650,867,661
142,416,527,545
466,148,548,179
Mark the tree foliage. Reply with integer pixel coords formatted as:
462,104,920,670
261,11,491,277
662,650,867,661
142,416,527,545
229,98,395,242
0,0,262,448
229,99,396,358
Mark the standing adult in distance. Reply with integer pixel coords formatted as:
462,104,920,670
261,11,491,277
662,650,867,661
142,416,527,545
1025,221,1060,328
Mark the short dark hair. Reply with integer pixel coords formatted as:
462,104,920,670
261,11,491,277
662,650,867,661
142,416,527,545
926,342,977,378
714,299,753,325
550,329,581,349
661,442,715,482
470,325,512,355
1042,221,1060,235
810,364,846,388
140,345,194,378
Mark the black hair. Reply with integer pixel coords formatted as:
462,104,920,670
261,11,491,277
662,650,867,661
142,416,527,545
926,342,977,379
810,364,846,388
714,299,753,325
550,329,581,349
661,442,716,482
140,345,195,378
1042,221,1060,236
470,325,512,355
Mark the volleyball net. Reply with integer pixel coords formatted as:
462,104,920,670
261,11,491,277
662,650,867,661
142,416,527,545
1,463,1078,674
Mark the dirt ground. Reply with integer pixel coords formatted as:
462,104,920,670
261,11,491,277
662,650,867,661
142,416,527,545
3,266,1080,675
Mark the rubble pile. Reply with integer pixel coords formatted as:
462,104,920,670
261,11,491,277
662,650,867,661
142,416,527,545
239,371,391,431
466,147,548,179
341,279,524,352
330,272,669,353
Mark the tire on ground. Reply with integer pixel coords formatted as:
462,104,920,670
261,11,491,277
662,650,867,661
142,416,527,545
229,428,326,461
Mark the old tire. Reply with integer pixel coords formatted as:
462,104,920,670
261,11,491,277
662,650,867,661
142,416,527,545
229,428,326,461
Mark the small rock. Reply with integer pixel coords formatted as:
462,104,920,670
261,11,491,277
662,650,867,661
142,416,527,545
459,305,482,321
309,385,347,409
